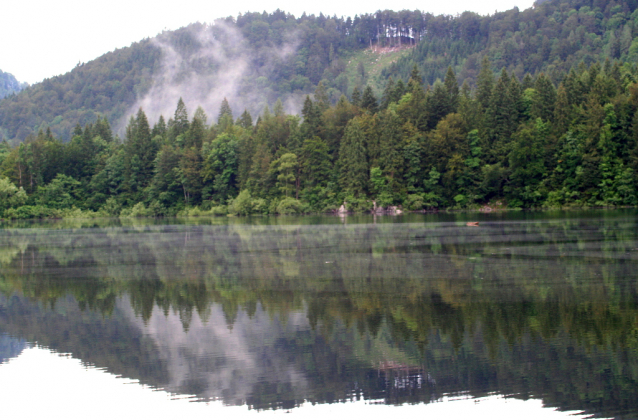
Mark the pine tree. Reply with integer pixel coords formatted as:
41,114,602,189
378,110,405,195
393,79,406,102
361,86,378,114
338,118,368,197
301,137,332,189
427,80,450,129
532,73,557,122
314,81,330,113
554,83,571,135
218,98,233,123
172,98,190,140
124,108,156,195
444,66,459,113
237,109,253,129
152,116,167,138
408,64,423,88
380,77,396,110
351,86,362,107
476,56,494,110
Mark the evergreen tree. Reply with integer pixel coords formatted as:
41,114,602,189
172,98,190,140
381,77,396,110
218,98,233,123
393,79,406,102
338,118,368,197
378,110,405,196
351,86,362,107
124,108,156,195
554,83,571,135
532,73,557,122
237,109,253,129
314,81,330,113
152,116,167,139
443,66,459,113
408,64,423,88
477,56,494,110
361,86,378,114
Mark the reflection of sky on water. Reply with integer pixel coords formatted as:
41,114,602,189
1,211,638,418
121,296,311,403
0,346,590,420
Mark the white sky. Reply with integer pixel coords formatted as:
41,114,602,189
0,347,591,420
1,0,536,85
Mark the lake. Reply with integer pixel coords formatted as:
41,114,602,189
0,210,637,419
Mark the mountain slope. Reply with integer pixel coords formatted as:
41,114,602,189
384,0,638,85
3,1,638,143
0,11,424,143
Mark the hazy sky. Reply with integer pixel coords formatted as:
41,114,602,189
1,0,536,85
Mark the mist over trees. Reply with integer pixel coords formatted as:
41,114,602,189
1,57,638,216
3,0,638,143
2,0,638,214
0,70,27,100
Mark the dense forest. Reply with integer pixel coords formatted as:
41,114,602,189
1,58,638,216
2,0,638,215
3,0,638,142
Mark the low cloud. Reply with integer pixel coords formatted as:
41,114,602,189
121,21,305,132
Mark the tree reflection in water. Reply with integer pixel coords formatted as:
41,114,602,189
0,211,637,418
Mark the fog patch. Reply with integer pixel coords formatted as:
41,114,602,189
120,21,303,133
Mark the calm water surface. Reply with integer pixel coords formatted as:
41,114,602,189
1,210,637,419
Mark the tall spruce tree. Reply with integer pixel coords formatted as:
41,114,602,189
361,86,378,114
338,118,368,197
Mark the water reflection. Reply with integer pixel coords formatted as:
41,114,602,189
0,211,637,418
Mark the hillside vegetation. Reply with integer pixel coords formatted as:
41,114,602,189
1,1,638,216
0,10,427,143
4,0,638,143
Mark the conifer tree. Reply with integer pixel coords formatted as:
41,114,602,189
351,86,362,107
477,57,494,110
532,73,557,122
237,110,253,129
152,116,167,139
378,110,405,194
338,118,368,197
314,81,330,113
444,66,459,113
408,64,423,88
361,86,378,114
554,84,571,135
381,77,396,110
172,98,190,140
218,98,233,123
393,79,406,102
124,108,156,195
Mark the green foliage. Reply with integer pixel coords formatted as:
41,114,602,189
275,197,304,214
120,202,152,218
4,44,638,215
228,190,255,216
4,205,61,219
35,174,82,209
0,176,27,212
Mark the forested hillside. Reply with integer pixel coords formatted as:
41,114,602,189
1,58,637,217
0,10,427,143
4,0,638,143
2,0,638,216
384,0,638,84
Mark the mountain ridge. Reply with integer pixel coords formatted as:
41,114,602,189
2,0,638,143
